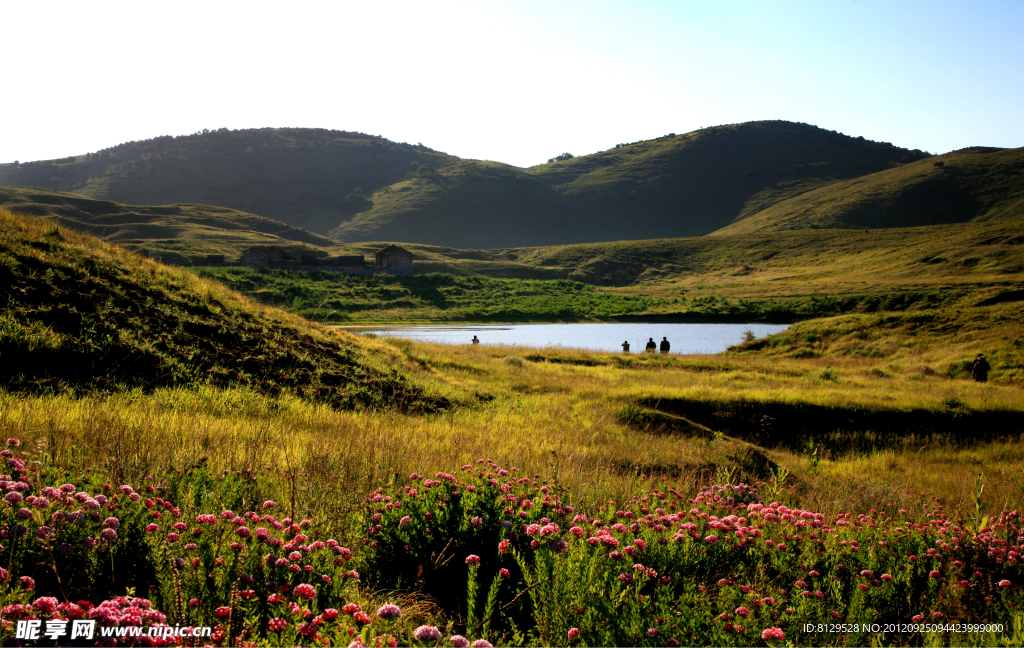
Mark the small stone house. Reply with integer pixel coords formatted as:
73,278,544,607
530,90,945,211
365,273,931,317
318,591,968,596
238,247,297,268
375,244,414,269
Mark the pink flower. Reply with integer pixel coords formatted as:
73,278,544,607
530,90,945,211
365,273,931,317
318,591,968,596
881,573,893,582
399,516,412,526
704,534,718,543
498,539,511,554
376,603,401,619
830,611,840,619
912,615,924,622
215,606,232,618
450,636,469,647
19,576,34,590
500,568,511,578
929,570,941,579
465,554,481,565
470,641,492,648
6,438,20,447
294,583,317,600
998,579,1012,587
263,500,276,509
413,625,442,641
761,627,785,641
735,606,751,617
568,628,580,641
353,611,371,624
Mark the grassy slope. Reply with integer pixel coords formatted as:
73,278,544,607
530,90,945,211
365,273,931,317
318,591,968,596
0,128,458,235
715,146,1024,234
0,208,445,411
331,121,923,247
0,185,337,265
332,219,1024,292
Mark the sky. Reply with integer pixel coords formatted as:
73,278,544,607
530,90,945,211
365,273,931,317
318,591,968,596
3,0,1023,168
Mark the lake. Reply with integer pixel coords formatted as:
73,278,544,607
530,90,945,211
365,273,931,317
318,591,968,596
341,322,790,354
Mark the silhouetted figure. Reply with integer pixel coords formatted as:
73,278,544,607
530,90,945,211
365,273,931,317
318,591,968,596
645,338,656,353
660,337,671,355
471,335,480,345
972,353,990,382
621,341,630,353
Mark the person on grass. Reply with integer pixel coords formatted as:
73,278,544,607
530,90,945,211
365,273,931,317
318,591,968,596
645,338,656,353
622,341,630,353
660,337,671,355
471,335,480,345
972,353,990,382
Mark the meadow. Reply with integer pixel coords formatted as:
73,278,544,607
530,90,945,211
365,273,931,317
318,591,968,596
2,207,1024,645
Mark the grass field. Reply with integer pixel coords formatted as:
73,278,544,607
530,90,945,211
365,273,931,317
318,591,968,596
2,208,1023,645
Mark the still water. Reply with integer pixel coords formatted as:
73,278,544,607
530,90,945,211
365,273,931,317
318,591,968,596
344,322,790,355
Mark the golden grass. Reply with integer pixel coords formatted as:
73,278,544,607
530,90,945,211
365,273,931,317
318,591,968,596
3,335,1021,536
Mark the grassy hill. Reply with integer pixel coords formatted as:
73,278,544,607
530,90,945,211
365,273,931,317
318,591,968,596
715,146,1024,234
0,185,337,265
0,207,444,411
1,122,926,248
331,121,925,247
0,128,458,235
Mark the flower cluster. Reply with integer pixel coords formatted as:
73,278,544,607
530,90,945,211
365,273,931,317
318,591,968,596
363,459,1024,646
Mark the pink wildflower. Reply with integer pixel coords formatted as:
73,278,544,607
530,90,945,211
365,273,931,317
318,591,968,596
465,554,481,565
376,603,401,619
761,627,785,641
413,626,442,641
450,636,469,647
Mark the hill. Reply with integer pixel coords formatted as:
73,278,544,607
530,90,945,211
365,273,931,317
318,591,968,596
0,128,458,235
328,121,925,247
0,122,925,247
0,207,444,411
714,146,1024,234
0,185,337,265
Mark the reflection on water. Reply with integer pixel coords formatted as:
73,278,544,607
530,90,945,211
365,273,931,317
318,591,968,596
339,322,790,355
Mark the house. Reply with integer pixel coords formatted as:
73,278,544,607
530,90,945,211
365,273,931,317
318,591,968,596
232,245,411,275
375,244,414,269
238,247,298,267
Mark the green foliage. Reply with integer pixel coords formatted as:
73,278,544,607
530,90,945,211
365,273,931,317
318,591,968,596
194,269,654,322
818,367,840,382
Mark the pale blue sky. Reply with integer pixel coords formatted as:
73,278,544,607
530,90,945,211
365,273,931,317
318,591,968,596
3,0,1022,167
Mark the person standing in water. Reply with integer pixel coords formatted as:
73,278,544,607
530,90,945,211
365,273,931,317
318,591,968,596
660,337,671,355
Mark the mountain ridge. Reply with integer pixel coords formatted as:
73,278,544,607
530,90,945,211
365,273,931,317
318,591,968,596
0,121,929,248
